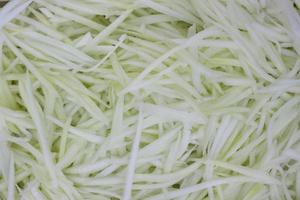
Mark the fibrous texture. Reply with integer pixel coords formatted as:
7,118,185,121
0,0,300,199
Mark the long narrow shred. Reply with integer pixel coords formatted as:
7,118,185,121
123,108,143,200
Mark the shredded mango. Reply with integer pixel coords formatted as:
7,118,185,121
0,0,300,199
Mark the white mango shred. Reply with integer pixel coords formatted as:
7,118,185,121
0,0,300,199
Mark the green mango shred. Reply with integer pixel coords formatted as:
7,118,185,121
0,0,300,199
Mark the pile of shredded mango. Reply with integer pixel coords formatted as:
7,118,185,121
0,0,300,199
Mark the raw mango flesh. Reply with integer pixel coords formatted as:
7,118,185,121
0,0,300,200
